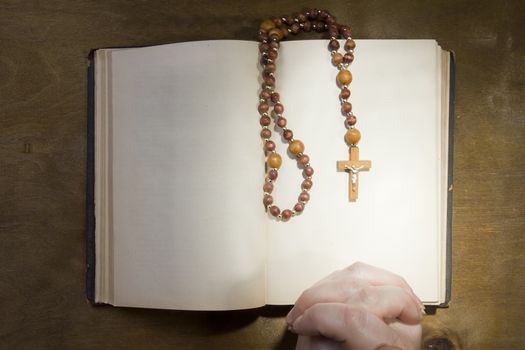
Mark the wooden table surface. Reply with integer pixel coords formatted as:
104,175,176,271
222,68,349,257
1,1,524,349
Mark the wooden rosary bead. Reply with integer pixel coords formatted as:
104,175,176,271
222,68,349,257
260,128,272,138
337,70,353,85
283,129,293,140
303,21,312,32
273,103,284,114
328,39,340,50
268,153,282,169
303,167,314,177
263,182,274,193
270,92,279,103
343,52,354,64
342,102,352,113
263,194,273,206
260,19,276,32
345,128,361,145
281,209,293,220
258,102,269,113
260,115,271,126
340,87,351,99
268,28,284,40
289,140,305,155
344,39,356,50
302,179,313,190
268,169,278,180
260,89,271,100
265,140,276,152
269,205,280,217
332,53,343,65
299,192,310,202
299,154,310,165
276,117,287,128
346,115,357,126
294,203,304,212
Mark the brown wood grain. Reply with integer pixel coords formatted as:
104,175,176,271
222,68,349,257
1,1,524,348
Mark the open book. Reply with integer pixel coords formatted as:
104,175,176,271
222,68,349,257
86,39,454,310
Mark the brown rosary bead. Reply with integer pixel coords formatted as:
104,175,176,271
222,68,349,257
258,102,269,113
337,70,353,85
294,203,304,212
328,27,339,38
328,39,340,50
302,179,313,190
268,154,282,169
344,39,356,51
303,21,312,32
299,192,310,202
263,194,273,206
291,23,301,34
259,43,270,53
260,115,271,126
270,92,280,103
303,166,314,177
342,102,352,113
289,140,305,155
274,103,284,114
346,115,357,126
263,75,275,86
265,63,276,73
268,169,279,180
269,205,281,217
263,182,274,193
260,89,271,100
267,50,278,60
256,32,268,42
299,154,310,165
265,140,276,152
283,129,293,140
276,117,287,128
260,128,272,138
281,209,293,220
340,87,351,99
345,128,361,145
332,53,343,66
343,52,354,64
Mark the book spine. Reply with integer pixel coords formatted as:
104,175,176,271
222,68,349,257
442,51,456,308
86,50,96,303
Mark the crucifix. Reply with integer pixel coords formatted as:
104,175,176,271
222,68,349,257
336,146,371,201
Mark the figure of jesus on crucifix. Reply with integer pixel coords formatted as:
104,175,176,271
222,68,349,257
336,146,371,201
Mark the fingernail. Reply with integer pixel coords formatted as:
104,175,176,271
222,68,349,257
292,314,304,331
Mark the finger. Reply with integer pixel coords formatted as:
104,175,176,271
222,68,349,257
345,285,423,325
344,262,422,306
287,276,367,324
296,336,342,350
291,303,403,350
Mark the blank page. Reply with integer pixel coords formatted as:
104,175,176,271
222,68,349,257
108,41,267,310
265,40,444,305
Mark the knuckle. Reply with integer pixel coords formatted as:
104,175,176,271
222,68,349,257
340,305,369,332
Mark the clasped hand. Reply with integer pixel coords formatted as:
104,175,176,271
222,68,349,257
287,262,424,350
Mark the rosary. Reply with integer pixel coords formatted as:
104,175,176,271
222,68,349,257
257,9,372,221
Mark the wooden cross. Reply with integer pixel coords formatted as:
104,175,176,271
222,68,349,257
336,146,372,201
